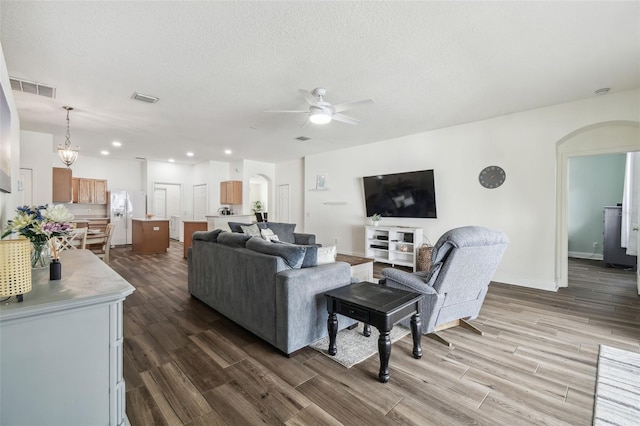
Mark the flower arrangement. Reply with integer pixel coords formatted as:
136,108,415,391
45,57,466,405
2,204,74,267
371,213,382,223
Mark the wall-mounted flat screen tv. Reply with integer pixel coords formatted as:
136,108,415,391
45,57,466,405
363,169,437,218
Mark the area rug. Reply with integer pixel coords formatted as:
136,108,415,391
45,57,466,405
310,324,411,368
593,345,640,425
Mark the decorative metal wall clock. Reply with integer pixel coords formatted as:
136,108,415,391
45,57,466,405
479,166,506,189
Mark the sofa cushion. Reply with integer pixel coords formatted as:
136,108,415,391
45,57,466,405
228,221,267,233
241,223,262,237
261,228,280,242
217,231,252,248
193,229,223,243
266,222,296,243
246,237,306,269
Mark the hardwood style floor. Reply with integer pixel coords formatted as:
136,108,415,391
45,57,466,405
113,242,639,425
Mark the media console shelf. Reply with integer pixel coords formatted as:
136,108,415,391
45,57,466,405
365,225,423,271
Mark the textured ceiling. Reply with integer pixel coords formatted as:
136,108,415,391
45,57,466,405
1,1,638,164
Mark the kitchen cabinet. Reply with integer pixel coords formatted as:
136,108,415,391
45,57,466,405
132,219,170,254
72,177,108,204
183,220,208,258
94,179,108,204
78,178,95,203
220,180,242,204
52,167,73,203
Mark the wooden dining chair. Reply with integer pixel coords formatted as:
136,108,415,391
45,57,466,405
56,227,88,251
92,223,114,265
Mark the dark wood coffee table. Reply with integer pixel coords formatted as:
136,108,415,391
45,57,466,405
324,281,423,383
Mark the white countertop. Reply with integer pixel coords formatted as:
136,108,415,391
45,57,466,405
0,250,135,322
132,217,170,221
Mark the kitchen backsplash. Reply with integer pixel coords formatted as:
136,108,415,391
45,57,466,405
65,203,108,219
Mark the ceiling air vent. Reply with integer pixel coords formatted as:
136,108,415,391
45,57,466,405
295,136,311,141
9,77,56,99
132,92,159,104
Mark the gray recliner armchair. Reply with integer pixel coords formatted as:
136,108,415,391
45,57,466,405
381,226,509,346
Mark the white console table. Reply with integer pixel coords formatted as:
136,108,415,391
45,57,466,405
0,249,135,426
365,225,423,271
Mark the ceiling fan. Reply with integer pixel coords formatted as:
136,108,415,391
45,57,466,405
266,88,374,125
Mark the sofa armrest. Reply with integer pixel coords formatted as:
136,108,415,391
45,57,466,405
294,232,316,245
381,268,437,295
275,261,355,353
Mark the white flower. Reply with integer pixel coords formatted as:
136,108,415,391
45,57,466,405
43,204,74,223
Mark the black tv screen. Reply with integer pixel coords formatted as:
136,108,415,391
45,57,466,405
363,170,437,218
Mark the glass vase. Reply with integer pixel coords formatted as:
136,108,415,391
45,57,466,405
31,240,51,269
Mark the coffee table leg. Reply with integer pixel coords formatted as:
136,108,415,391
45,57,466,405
328,312,338,356
378,330,391,383
363,323,371,337
410,313,422,359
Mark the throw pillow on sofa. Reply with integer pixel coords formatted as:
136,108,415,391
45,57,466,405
240,224,261,237
246,237,306,269
317,245,337,264
260,228,280,242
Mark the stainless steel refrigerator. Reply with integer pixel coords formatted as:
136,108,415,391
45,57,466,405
110,190,146,245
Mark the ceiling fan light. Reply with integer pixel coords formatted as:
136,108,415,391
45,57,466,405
309,110,332,124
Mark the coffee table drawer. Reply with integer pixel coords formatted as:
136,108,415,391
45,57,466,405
336,301,370,323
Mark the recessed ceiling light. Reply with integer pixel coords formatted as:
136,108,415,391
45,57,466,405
186,151,194,157
112,141,122,147
595,88,610,96
100,150,109,156
224,149,232,155
168,158,175,163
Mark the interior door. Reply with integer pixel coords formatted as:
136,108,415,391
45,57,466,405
18,168,32,206
193,184,208,220
153,188,167,218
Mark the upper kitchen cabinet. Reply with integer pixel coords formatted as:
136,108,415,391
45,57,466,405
94,180,108,204
220,180,242,204
52,167,73,203
72,177,108,204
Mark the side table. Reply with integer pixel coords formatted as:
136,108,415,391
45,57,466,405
324,281,423,383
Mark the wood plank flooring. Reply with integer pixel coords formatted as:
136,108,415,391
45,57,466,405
111,243,639,425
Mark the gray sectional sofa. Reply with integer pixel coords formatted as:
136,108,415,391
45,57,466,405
187,229,356,354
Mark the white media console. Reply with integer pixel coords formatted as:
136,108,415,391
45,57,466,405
364,225,423,271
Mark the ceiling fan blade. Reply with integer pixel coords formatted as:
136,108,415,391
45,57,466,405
332,113,360,125
265,110,309,113
299,89,319,107
332,99,374,113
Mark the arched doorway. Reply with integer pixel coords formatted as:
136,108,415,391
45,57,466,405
249,174,271,221
555,121,640,288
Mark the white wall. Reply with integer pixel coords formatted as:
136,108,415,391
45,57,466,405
60,154,144,193
303,89,640,291
20,131,53,205
0,43,21,228
274,158,304,225
192,160,230,215
145,160,194,240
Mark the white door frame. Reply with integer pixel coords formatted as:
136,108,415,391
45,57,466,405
555,121,640,288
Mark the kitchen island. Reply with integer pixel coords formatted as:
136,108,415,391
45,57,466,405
132,218,170,254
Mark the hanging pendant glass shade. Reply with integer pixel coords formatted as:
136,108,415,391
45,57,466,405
57,106,79,168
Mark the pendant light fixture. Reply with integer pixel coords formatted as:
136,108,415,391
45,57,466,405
57,106,79,167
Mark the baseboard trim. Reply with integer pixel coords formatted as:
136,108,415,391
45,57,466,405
568,251,603,261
